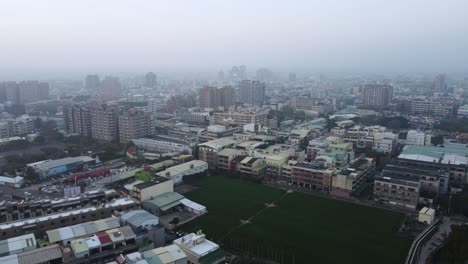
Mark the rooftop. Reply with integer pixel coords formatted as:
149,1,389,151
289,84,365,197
135,176,171,189
47,217,120,243
199,137,237,150
143,192,184,211
156,160,207,178
399,145,468,165
121,209,159,228
173,232,220,257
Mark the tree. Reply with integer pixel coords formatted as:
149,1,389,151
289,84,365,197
33,117,43,129
24,166,39,182
170,217,180,225
34,135,46,144
431,135,444,146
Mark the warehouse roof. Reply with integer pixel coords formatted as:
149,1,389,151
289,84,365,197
143,192,184,211
121,209,159,228
32,156,92,170
17,244,62,264
399,145,468,165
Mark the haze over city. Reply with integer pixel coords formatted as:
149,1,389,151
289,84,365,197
1,0,468,79
0,1,468,264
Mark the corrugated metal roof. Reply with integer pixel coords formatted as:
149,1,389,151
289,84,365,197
17,244,62,264
143,192,184,209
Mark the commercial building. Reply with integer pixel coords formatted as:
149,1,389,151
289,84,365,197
173,231,225,264
213,110,268,126
118,109,155,144
362,84,393,108
382,163,447,198
199,138,238,169
410,100,453,117
156,160,208,184
0,176,24,188
240,80,265,106
132,176,174,202
289,162,335,192
27,156,95,178
396,145,468,187
175,109,210,126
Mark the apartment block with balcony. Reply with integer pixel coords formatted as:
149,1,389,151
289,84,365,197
374,174,420,209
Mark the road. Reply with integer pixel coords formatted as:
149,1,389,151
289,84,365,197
417,217,461,264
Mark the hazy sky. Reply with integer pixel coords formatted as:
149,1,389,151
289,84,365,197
1,0,467,79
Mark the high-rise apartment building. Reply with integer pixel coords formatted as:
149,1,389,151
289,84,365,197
90,105,120,142
0,81,49,104
99,77,122,101
118,109,155,144
362,84,393,108
199,86,220,109
434,74,446,93
85,75,100,90
145,72,157,88
63,104,92,137
219,86,235,109
239,80,265,106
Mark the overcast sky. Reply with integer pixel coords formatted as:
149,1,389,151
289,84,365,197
1,0,467,79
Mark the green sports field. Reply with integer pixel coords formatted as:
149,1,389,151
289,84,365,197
182,176,411,264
